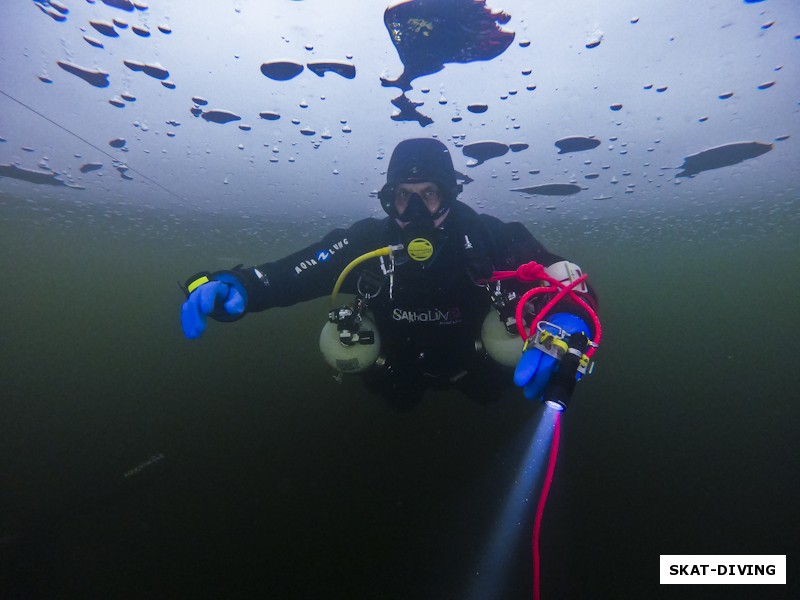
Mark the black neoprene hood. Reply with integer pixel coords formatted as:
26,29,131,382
379,138,462,217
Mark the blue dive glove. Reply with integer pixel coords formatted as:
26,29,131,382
514,312,589,401
181,274,246,339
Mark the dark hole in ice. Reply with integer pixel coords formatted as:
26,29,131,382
509,143,529,152
34,3,67,21
757,81,775,90
80,162,103,173
102,0,135,11
555,136,601,154
307,62,356,79
57,61,110,88
511,184,582,196
0,163,83,188
90,21,119,37
718,91,734,99
610,103,623,111
192,97,208,106
390,94,433,127
109,138,127,148
84,36,104,48
201,110,242,124
259,112,281,121
675,141,773,177
381,0,515,92
463,141,509,165
109,98,125,107
260,61,304,81
467,104,488,113
132,26,151,37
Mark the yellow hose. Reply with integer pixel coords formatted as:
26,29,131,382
330,246,396,307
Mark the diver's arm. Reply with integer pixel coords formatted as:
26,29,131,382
225,218,384,312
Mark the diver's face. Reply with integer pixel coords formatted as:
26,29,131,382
394,182,442,216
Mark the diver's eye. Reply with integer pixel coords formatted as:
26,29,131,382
422,189,440,200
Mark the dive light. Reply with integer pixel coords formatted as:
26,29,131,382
543,332,589,412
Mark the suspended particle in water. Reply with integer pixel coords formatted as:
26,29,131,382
774,134,790,141
509,143,529,153
761,21,774,30
757,81,775,90
192,96,208,105
300,127,316,136
630,17,640,24
468,104,488,114
84,36,104,48
109,97,125,107
585,37,602,49
698,116,709,122
643,83,653,90
109,138,127,148
113,19,128,28
610,103,623,111
158,24,172,34
718,91,734,99
519,39,531,48
259,111,280,121
38,75,53,84
132,25,150,37
239,124,251,131
161,81,176,89
656,86,668,93
121,92,136,101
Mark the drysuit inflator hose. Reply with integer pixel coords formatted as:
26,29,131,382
329,245,402,307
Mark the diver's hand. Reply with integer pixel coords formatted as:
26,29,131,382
181,278,246,339
513,313,589,400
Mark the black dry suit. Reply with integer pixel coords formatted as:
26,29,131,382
222,200,596,393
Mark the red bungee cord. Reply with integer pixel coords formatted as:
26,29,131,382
490,262,601,600
491,261,602,355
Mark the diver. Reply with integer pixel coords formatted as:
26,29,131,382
180,138,599,410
